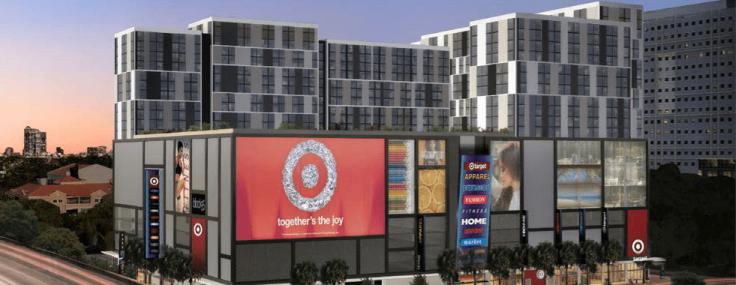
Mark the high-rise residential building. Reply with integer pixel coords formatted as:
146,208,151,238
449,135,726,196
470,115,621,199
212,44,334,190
418,2,644,139
187,18,321,130
320,40,451,131
56,147,64,155
23,126,47,157
114,28,203,140
643,0,735,176
115,18,451,137
4,147,13,157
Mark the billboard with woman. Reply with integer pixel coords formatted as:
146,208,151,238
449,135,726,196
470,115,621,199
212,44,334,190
175,139,191,213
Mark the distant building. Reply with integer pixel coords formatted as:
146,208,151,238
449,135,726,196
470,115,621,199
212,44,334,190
87,147,98,157
23,126,46,157
10,183,112,213
3,147,13,157
47,163,113,184
643,0,735,174
98,146,107,156
56,147,64,155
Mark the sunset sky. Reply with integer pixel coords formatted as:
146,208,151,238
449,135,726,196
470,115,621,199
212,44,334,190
0,0,702,154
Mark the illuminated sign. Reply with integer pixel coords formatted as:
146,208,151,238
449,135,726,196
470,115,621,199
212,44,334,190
579,209,586,242
118,233,126,274
456,154,493,269
236,138,385,241
521,210,528,244
145,169,163,259
416,215,426,272
192,194,206,216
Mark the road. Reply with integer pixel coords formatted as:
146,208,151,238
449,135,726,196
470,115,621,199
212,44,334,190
0,239,129,285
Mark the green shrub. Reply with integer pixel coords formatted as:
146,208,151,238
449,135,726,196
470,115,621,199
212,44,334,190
671,271,705,285
410,274,429,285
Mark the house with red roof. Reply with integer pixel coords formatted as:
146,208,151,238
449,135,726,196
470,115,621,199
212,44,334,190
47,163,112,184
23,183,113,213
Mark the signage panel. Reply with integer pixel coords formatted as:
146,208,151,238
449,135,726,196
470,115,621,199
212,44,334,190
192,217,206,272
192,193,206,216
456,154,493,269
144,169,163,259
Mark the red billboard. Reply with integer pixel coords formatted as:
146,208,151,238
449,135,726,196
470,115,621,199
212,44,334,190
627,210,648,257
236,138,385,241
191,218,206,273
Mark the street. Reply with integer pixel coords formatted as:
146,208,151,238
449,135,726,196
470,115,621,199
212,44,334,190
0,239,129,285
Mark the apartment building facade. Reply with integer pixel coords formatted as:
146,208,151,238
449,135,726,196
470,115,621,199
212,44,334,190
114,28,203,140
418,2,644,139
321,40,451,131
643,0,736,176
23,126,47,157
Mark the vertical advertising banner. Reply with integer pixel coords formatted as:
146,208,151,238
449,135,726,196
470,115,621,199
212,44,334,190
236,138,385,240
175,139,191,213
388,140,415,214
191,218,206,273
602,209,609,242
489,141,521,211
520,210,528,244
416,215,426,272
554,209,562,244
579,209,586,242
145,169,163,259
118,233,126,274
627,210,648,257
456,155,492,268
191,193,206,216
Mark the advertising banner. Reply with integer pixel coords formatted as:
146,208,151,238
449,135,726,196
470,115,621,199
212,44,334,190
192,218,206,273
175,139,191,213
579,209,586,242
556,141,602,209
416,215,426,272
144,169,163,259
119,233,126,274
192,193,206,216
489,141,521,211
602,209,609,241
236,138,385,241
456,155,493,268
554,209,562,244
627,210,648,257
520,210,528,244
388,140,414,215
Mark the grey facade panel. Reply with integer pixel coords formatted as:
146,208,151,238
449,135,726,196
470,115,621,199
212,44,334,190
236,243,291,282
192,139,206,190
220,138,232,255
529,231,555,246
295,240,357,275
585,228,601,243
207,138,219,218
490,213,520,229
221,258,231,282
360,238,386,275
208,220,219,278
166,214,174,247
586,209,602,226
114,207,136,236
609,209,625,225
523,140,555,229
114,142,143,207
491,229,520,243
175,215,191,246
562,211,579,227
562,229,578,243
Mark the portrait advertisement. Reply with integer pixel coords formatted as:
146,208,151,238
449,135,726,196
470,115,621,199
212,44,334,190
418,140,446,166
175,139,191,213
489,141,521,211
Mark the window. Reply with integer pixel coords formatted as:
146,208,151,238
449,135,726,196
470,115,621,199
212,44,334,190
262,25,275,47
517,18,526,60
423,50,434,82
486,22,499,64
262,67,275,93
597,67,608,96
282,27,295,49
292,51,304,67
508,19,515,61
529,19,543,61
373,46,386,80
303,28,315,50
350,81,362,105
538,63,551,94
568,23,580,63
222,93,235,111
588,24,600,64
392,48,416,81
605,25,618,66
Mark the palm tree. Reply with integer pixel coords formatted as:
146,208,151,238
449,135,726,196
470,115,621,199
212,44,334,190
556,241,579,285
292,260,319,285
487,246,512,285
533,242,557,278
437,249,460,285
577,240,600,285
511,244,534,285
321,258,349,285
600,240,622,285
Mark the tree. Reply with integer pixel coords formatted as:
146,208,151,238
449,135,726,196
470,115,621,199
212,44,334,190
511,244,534,282
533,242,557,278
577,240,600,285
410,274,429,285
437,248,460,285
556,241,579,285
20,199,62,232
487,246,512,285
31,227,86,261
292,260,319,285
321,259,349,285
459,249,485,285
600,240,622,285
76,194,114,252
0,200,39,243
671,271,705,285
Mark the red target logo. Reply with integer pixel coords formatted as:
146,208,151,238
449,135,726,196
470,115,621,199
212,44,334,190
632,239,645,255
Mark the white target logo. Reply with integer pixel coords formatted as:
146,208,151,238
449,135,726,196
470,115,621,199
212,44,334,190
282,140,337,212
193,223,203,237
632,239,645,255
149,177,159,187
537,270,545,279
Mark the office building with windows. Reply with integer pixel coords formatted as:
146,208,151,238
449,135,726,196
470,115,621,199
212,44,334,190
321,40,451,131
643,0,735,176
23,126,47,157
114,28,203,140
418,2,644,139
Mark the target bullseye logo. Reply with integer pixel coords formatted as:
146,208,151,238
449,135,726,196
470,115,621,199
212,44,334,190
193,223,203,237
150,177,159,186
537,270,545,279
632,239,645,255
283,140,337,212
148,174,160,189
